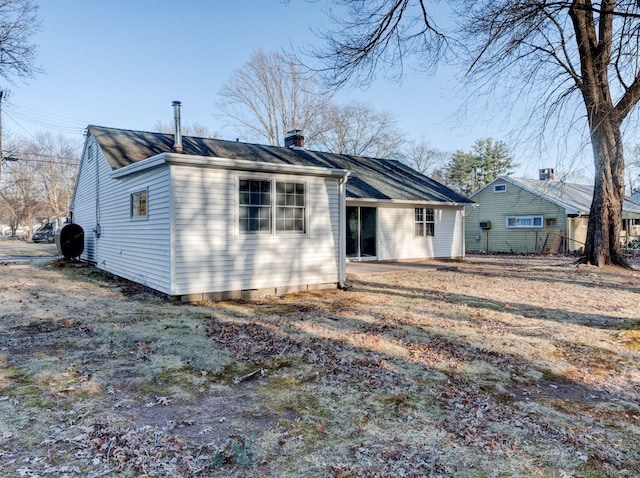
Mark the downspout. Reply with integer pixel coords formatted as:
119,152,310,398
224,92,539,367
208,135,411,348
461,208,466,259
94,141,101,239
462,203,479,258
338,172,350,288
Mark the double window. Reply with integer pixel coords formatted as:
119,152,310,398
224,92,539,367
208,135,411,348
415,208,435,236
239,179,306,234
131,190,148,219
506,215,543,228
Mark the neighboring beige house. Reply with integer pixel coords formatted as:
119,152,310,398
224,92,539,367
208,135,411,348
466,170,640,254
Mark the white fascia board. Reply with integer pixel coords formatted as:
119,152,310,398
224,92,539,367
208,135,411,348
346,197,469,207
110,154,167,178
111,152,349,179
171,153,348,178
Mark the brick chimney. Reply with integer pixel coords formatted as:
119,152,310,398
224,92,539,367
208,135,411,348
285,129,304,149
539,168,554,180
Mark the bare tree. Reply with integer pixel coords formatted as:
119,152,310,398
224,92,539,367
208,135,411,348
216,49,331,146
152,121,219,139
0,0,40,82
0,134,79,235
25,133,79,221
312,1,640,267
308,101,404,157
400,138,448,176
0,147,39,236
627,143,640,194
0,0,40,187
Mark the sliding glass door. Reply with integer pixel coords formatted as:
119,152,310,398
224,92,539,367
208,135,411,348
346,206,377,259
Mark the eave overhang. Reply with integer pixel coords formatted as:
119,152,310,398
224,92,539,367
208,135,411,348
110,152,350,179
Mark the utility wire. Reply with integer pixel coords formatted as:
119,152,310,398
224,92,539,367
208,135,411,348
2,157,78,166
1,150,80,162
4,104,87,135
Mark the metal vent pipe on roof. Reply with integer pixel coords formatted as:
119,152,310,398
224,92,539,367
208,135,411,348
172,100,183,153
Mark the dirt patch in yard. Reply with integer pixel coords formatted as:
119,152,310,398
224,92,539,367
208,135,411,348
1,256,639,477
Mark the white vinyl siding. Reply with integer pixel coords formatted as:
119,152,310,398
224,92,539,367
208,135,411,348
171,167,340,296
71,134,172,294
70,136,99,262
376,203,464,260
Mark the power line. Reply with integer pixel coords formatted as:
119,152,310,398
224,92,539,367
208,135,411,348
1,150,80,162
4,104,87,135
2,157,78,166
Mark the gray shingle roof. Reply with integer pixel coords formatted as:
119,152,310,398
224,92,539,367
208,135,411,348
89,125,472,204
484,176,640,216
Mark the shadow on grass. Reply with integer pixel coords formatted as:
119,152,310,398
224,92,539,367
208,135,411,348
458,256,640,296
347,276,640,328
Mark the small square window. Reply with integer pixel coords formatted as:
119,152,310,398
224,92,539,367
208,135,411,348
131,190,148,219
493,184,507,193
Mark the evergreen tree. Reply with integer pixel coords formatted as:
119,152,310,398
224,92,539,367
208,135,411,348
444,138,516,195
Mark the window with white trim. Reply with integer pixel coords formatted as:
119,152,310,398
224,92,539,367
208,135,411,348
506,215,543,228
131,190,148,219
239,179,306,234
239,179,272,233
276,182,306,233
415,207,435,236
493,184,507,193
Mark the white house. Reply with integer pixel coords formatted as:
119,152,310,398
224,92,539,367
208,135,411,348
70,103,471,300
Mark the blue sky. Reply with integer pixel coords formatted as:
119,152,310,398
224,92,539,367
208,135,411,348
2,1,593,180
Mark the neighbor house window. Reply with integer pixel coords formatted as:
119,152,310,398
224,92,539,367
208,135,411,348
239,179,272,233
276,182,305,233
493,184,507,193
415,208,435,236
131,190,148,219
506,215,543,228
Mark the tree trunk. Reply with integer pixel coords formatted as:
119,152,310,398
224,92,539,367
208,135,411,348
584,116,628,267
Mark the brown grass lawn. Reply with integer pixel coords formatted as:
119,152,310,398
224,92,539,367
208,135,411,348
0,255,639,477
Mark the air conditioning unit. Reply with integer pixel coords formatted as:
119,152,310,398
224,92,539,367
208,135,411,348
480,221,491,230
